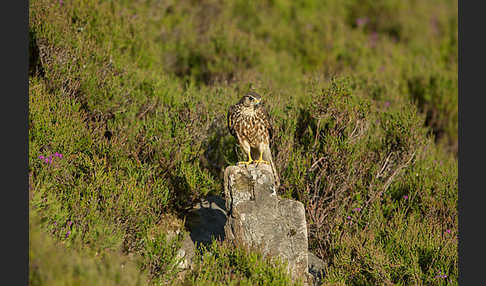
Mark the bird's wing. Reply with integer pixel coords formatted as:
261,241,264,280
259,105,273,142
227,105,237,138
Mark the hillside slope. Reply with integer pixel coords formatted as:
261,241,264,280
29,0,457,285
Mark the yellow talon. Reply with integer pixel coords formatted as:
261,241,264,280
254,159,270,165
254,153,270,166
238,153,253,165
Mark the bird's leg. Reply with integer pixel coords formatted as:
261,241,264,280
238,141,253,165
253,151,270,166
238,152,253,165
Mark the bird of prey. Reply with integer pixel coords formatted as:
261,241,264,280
227,92,280,187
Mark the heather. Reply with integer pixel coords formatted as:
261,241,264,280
29,0,457,285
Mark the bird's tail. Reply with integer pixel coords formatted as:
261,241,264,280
263,147,280,188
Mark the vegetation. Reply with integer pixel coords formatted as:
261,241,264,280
29,0,457,285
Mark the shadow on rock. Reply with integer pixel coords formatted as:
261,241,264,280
185,195,227,246
308,252,326,285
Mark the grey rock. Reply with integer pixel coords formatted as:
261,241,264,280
185,195,227,246
308,252,326,285
223,163,309,281
179,196,227,270
177,165,325,284
176,233,195,270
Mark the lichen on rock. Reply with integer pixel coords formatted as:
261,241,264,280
223,163,309,281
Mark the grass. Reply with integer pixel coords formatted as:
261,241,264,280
29,0,457,285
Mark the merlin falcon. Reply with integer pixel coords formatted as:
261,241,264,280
227,92,280,187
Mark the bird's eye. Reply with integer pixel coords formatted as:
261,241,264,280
249,97,254,101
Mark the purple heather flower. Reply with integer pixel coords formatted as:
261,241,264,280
356,17,369,28
353,207,362,212
346,216,351,220
446,229,451,234
403,195,409,200
384,101,390,108
45,158,50,163
54,152,63,158
39,155,45,160
65,230,71,238
67,221,73,227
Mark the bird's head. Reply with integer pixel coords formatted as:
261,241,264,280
239,92,262,108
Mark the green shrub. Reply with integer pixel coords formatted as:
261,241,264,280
184,241,303,286
29,0,457,284
29,209,149,286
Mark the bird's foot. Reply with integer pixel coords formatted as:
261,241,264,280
237,160,253,166
253,159,270,166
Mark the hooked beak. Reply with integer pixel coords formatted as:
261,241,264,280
254,99,261,105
